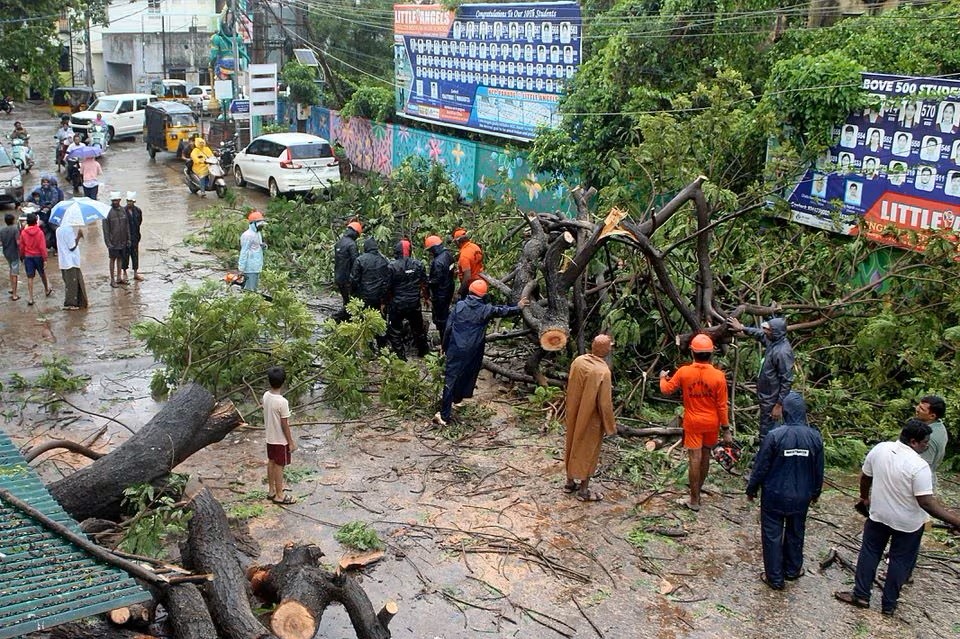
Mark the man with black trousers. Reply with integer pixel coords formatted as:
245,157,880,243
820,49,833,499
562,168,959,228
424,234,454,339
386,238,429,359
333,220,362,319
746,391,824,590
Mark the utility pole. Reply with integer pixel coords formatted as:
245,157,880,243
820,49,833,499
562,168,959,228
84,13,95,87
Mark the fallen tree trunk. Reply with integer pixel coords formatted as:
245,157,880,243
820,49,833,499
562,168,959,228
182,485,277,639
49,383,243,521
616,425,684,438
161,583,220,639
48,619,158,639
249,544,394,639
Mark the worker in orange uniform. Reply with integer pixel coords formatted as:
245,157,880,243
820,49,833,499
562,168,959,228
453,228,483,300
659,334,732,512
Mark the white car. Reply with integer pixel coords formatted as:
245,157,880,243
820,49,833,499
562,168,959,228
70,93,157,142
233,133,341,198
187,85,216,113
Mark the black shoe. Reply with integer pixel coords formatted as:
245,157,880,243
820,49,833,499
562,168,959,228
785,572,802,581
760,573,784,590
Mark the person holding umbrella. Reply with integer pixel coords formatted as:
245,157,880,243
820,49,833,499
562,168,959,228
56,220,86,310
78,153,103,200
103,192,131,287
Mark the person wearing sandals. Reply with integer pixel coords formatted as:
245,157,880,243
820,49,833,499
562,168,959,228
102,192,130,288
746,392,823,590
659,334,732,512
264,366,297,505
562,334,617,502
56,222,87,310
835,419,960,616
17,212,53,305
1,213,20,301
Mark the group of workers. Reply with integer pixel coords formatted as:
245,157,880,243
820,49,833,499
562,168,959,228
563,316,959,619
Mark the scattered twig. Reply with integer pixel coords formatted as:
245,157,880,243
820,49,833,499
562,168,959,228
571,596,605,638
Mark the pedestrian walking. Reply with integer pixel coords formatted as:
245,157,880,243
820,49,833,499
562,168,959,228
56,223,87,310
1,213,20,301
659,334,731,511
334,220,362,316
424,234,454,338
80,156,102,200
263,366,297,505
563,334,617,503
122,191,144,282
727,316,795,440
103,192,131,288
386,238,429,359
835,418,960,616
453,228,483,299
238,210,266,292
17,213,53,305
434,279,527,426
746,392,823,589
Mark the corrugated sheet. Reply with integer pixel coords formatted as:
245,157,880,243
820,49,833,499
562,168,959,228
0,431,151,639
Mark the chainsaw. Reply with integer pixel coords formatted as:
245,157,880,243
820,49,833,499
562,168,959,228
224,272,273,301
712,440,743,474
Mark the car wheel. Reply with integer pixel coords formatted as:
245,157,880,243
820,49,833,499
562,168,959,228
268,178,280,198
234,166,246,187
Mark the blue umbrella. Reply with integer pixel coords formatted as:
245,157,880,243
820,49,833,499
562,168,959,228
67,145,103,160
49,197,112,226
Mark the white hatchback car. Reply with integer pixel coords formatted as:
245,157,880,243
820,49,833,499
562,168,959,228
233,133,341,197
187,85,216,113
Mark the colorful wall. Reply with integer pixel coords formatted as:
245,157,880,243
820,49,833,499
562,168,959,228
284,101,573,215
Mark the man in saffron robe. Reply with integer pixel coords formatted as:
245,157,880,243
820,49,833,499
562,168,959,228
563,334,617,502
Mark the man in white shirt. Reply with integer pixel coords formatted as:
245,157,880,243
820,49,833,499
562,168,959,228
835,419,960,616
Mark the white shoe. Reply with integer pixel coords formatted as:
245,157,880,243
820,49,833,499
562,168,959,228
432,412,447,426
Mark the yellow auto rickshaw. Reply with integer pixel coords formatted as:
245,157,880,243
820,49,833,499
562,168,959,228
150,79,189,101
52,86,100,117
144,101,198,158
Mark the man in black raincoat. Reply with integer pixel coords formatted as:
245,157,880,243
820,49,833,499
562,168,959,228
728,316,795,439
434,279,527,426
746,392,823,590
350,236,389,310
424,234,454,338
387,238,429,359
333,221,362,316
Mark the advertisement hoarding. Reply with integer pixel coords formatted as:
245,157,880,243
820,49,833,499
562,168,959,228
393,2,582,141
780,73,960,254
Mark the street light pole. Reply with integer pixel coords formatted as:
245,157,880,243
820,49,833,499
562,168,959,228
84,13,94,87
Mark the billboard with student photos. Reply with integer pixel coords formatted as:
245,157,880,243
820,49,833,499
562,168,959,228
779,72,960,253
393,2,582,140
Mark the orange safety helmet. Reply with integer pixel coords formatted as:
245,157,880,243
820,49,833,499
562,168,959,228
347,221,363,234
424,235,443,249
247,210,265,222
690,334,714,353
452,228,468,240
468,279,488,296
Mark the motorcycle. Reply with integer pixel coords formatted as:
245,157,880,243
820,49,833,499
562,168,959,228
183,155,227,199
9,136,33,172
89,123,109,152
66,157,83,191
0,97,13,114
55,137,72,171
20,201,58,252
218,138,237,173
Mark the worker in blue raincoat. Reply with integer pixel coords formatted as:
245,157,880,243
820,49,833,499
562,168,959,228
746,391,824,590
434,279,527,426
728,316,795,440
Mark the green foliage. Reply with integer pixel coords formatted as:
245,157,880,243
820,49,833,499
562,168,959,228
614,444,687,491
228,502,265,520
281,62,321,106
339,85,395,122
33,357,89,393
119,475,191,558
378,352,443,415
131,277,317,400
261,122,290,134
334,521,384,551
315,300,386,417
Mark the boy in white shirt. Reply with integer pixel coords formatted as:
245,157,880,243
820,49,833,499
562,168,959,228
263,366,296,504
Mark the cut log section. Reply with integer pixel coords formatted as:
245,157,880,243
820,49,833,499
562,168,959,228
108,602,155,627
49,383,243,522
161,583,220,639
250,544,395,639
539,323,569,352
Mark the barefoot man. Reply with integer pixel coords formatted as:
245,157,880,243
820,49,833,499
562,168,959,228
563,334,617,502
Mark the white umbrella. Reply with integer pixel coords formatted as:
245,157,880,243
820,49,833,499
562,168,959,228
49,197,112,227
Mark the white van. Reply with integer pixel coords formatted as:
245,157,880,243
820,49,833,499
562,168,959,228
71,93,158,143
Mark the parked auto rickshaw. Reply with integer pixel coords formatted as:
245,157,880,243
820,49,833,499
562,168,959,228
144,101,198,158
52,87,100,116
150,79,189,101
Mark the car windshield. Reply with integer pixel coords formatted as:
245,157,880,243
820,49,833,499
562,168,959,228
90,99,118,112
170,114,195,126
288,143,333,160
0,146,13,167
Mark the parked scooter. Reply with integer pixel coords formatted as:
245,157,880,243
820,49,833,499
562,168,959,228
218,138,237,173
0,97,13,114
8,136,33,172
183,155,227,198
65,157,83,191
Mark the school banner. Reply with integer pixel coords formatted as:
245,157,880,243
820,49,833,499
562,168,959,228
780,72,960,253
393,2,582,141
